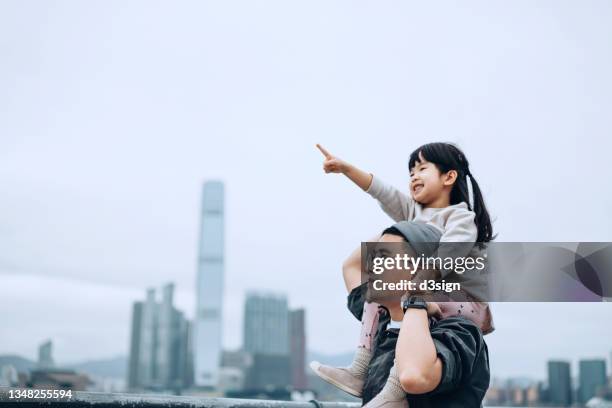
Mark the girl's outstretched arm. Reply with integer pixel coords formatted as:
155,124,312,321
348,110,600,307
316,144,373,191
316,144,413,221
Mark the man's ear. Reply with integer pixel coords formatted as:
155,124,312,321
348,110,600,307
443,170,458,186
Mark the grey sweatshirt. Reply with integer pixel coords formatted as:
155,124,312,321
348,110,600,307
366,175,490,300
365,175,478,244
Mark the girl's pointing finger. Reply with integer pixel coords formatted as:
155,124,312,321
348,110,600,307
316,144,332,159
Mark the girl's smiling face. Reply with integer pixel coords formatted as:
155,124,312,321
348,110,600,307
409,152,456,206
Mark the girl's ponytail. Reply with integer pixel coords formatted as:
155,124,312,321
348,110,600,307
464,169,493,243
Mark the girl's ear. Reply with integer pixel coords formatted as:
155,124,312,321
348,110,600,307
443,169,458,186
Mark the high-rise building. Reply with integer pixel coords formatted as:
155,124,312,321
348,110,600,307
242,292,291,393
157,284,175,386
127,302,143,389
548,360,572,407
138,288,159,386
38,339,54,369
194,181,225,388
579,359,607,403
0,365,18,387
244,292,289,355
127,283,192,391
289,309,307,390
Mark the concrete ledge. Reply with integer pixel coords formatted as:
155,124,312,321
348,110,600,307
0,388,361,407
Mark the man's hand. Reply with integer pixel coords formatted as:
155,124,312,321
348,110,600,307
316,144,349,174
426,302,442,319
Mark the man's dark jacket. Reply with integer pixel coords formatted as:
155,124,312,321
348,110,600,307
347,283,490,407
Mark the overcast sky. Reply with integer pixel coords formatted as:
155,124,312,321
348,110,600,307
1,0,612,380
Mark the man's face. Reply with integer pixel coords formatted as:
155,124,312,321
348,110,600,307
409,152,455,205
365,233,416,305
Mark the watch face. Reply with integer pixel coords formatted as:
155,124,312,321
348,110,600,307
403,296,427,311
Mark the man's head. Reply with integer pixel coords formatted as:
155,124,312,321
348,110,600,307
364,232,416,306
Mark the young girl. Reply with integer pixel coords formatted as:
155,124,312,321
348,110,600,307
311,142,494,407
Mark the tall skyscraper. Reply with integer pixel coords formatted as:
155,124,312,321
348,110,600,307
127,283,192,391
289,309,307,390
548,360,572,407
127,301,143,389
243,292,289,355
194,181,225,388
138,288,158,386
38,339,54,369
579,359,607,403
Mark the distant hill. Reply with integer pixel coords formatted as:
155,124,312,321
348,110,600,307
307,350,354,367
0,355,36,373
2,350,354,381
66,355,127,379
0,354,128,379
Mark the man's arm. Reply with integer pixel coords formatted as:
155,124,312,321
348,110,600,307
395,306,443,394
342,244,363,293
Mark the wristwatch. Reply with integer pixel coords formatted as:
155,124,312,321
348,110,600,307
401,295,428,313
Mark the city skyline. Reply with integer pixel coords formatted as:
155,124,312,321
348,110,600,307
3,330,610,404
486,358,610,406
3,277,612,383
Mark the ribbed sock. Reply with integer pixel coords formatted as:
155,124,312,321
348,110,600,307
347,346,372,379
378,362,407,400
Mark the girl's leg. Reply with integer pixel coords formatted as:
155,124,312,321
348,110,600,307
343,236,383,374
358,301,381,351
345,300,380,379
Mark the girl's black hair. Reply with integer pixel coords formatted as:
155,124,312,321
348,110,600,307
408,142,494,243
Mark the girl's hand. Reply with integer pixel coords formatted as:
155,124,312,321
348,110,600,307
316,144,349,174
316,144,373,191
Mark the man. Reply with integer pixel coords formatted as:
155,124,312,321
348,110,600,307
313,222,491,407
